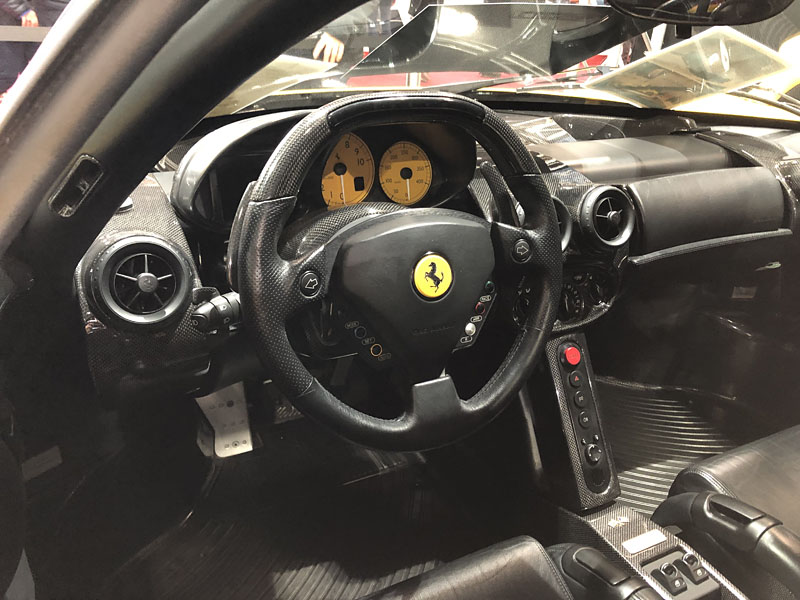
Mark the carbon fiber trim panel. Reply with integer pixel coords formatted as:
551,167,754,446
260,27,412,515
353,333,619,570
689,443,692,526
543,333,620,511
629,229,792,267
75,176,209,400
280,202,404,258
472,154,625,334
558,505,746,600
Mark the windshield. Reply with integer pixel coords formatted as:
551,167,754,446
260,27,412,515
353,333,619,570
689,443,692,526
211,0,800,121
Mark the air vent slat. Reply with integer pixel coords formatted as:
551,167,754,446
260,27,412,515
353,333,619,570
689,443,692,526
111,252,178,315
579,186,636,249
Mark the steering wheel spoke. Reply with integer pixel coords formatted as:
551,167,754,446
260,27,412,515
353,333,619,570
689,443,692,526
408,375,468,426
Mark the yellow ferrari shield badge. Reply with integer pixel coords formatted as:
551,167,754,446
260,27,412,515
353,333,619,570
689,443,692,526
413,254,452,299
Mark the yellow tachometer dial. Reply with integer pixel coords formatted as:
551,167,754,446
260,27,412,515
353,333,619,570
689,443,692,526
320,133,374,209
379,142,432,206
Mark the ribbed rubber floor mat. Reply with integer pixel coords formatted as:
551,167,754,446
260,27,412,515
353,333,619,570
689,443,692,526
597,378,744,515
101,420,501,600
103,466,494,600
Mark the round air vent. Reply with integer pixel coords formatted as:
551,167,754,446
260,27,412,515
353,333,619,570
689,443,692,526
553,197,573,253
578,186,635,249
85,235,192,330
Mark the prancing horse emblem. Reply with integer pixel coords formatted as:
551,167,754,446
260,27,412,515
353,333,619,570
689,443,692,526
413,254,452,299
424,261,444,292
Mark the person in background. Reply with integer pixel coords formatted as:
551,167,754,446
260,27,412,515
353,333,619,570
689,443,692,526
29,0,66,28
0,0,67,101
311,1,383,64
0,0,38,99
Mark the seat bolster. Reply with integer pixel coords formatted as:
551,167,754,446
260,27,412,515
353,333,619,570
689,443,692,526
363,536,574,600
670,425,800,535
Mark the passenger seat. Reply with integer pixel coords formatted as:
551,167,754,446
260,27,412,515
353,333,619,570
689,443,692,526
362,537,574,600
654,425,800,599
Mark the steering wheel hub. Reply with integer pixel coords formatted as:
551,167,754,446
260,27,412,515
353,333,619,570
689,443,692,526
335,210,494,382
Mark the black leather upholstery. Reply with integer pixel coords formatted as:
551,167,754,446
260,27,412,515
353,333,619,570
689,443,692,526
0,440,23,596
362,536,573,600
670,424,800,535
668,425,800,599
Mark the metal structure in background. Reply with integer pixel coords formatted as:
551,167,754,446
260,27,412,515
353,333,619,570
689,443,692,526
0,25,49,42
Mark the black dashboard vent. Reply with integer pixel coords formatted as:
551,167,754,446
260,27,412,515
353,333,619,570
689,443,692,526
579,186,635,249
85,235,192,330
111,252,178,315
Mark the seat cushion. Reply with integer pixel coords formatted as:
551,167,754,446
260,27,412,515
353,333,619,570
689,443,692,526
362,536,573,600
670,424,800,534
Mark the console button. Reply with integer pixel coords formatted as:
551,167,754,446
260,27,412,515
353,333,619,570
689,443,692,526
585,444,603,465
578,411,591,428
675,556,709,584
568,371,583,388
660,563,677,578
562,345,582,367
653,563,687,595
574,390,587,408
474,302,486,315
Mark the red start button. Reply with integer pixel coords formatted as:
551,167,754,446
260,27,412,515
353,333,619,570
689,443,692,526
563,345,582,366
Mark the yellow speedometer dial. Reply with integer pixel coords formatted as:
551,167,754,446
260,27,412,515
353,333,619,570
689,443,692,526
379,142,432,206
320,133,374,209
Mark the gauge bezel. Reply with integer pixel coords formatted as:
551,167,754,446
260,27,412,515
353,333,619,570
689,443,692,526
320,132,375,209
378,140,433,206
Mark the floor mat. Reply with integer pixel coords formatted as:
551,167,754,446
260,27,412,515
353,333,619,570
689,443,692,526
597,378,763,515
101,421,504,600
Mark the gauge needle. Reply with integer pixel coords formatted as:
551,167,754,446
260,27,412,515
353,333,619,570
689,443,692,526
340,175,346,206
406,178,411,203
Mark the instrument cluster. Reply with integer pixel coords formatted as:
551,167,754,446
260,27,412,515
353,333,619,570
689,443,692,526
304,122,476,211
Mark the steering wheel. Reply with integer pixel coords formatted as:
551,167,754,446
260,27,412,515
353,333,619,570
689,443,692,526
228,92,561,451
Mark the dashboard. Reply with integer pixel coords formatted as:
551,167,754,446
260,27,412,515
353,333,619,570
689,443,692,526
169,119,476,233
76,103,800,402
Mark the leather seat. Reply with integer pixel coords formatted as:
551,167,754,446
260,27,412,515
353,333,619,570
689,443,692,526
664,425,800,599
362,536,573,600
670,424,800,534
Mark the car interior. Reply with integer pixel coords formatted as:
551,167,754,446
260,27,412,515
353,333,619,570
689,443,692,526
2,0,800,599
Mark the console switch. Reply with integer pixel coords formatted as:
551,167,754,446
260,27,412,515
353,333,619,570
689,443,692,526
675,555,709,585
652,564,687,595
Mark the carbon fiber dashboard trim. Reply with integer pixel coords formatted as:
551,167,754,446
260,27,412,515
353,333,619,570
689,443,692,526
472,149,625,334
629,229,792,267
558,505,747,600
75,176,209,400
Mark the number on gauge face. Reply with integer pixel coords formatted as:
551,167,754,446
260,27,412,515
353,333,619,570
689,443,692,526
379,141,432,206
320,133,375,209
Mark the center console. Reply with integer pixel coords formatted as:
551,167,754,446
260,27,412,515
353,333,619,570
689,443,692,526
528,332,747,599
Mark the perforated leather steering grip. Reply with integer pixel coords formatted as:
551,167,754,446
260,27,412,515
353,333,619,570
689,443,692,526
230,91,562,450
